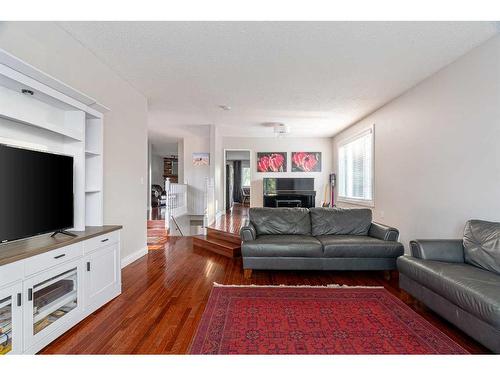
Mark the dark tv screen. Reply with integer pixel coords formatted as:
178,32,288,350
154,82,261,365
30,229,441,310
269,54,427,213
0,144,74,243
263,178,314,194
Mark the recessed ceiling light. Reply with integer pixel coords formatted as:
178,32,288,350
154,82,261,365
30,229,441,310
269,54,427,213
218,105,231,111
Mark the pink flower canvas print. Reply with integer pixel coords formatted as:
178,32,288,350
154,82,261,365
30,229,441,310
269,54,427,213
256,152,287,172
291,152,321,172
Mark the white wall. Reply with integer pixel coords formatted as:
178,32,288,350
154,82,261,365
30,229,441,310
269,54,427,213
210,125,223,221
221,137,333,209
226,150,250,161
147,141,152,209
150,143,178,187
332,34,500,252
0,22,149,262
152,142,178,156
151,153,165,187
182,135,210,214
177,139,184,184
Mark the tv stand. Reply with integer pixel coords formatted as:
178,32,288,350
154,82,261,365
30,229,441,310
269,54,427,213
51,230,78,238
0,225,122,354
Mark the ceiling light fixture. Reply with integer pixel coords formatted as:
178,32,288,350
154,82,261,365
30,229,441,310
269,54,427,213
273,123,290,137
218,105,231,111
261,122,291,137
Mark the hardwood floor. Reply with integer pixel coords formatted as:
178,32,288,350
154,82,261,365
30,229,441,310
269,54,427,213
148,206,166,220
41,234,490,354
207,203,248,235
147,220,168,251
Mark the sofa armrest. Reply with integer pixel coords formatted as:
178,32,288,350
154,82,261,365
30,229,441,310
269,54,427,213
240,220,256,242
369,222,400,241
410,239,464,263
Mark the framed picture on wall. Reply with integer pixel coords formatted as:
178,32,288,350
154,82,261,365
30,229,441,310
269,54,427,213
256,152,287,172
192,152,210,166
291,152,321,172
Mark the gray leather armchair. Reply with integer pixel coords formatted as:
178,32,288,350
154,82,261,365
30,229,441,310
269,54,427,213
240,221,256,242
240,207,403,277
398,223,500,353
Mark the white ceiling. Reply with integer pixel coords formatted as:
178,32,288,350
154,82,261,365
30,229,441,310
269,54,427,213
59,21,499,138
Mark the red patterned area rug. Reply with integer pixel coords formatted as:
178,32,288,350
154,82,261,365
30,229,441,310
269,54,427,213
190,285,468,355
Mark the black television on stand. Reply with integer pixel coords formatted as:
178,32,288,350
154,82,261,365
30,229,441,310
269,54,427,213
0,144,75,244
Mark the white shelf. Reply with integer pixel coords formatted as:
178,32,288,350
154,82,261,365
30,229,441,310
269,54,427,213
0,110,83,142
33,291,77,324
0,298,11,310
85,118,102,153
85,150,101,156
0,49,108,117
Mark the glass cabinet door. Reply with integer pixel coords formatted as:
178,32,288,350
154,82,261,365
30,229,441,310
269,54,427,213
0,282,22,355
0,295,13,354
31,267,78,336
24,260,82,352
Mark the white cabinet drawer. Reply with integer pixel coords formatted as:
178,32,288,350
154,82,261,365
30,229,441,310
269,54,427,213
24,243,83,277
0,261,24,288
84,231,119,254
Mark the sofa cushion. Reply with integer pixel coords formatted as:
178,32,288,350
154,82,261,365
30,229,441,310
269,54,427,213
463,220,500,275
241,235,322,257
397,256,500,329
309,208,372,236
249,208,311,236
317,235,404,258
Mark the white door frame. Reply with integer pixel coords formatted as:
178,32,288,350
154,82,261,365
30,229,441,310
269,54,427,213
223,149,252,212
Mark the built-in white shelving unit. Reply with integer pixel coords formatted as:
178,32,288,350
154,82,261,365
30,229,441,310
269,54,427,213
0,48,108,230
84,118,104,226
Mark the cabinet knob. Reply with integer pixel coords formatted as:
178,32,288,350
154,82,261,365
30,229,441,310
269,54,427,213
17,293,22,307
54,254,66,259
87,261,91,271
101,238,109,243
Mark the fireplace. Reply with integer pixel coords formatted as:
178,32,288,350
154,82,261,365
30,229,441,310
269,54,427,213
263,178,316,208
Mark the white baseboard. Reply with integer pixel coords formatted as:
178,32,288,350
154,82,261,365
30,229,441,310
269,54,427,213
121,246,148,269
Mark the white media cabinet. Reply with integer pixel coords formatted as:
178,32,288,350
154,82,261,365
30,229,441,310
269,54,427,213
0,226,122,354
0,48,121,354
0,48,108,230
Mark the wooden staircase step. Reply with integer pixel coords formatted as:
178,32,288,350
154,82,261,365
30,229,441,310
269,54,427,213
206,227,241,245
192,235,241,258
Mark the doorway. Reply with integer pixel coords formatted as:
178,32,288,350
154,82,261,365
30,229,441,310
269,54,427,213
224,150,251,212
147,140,179,250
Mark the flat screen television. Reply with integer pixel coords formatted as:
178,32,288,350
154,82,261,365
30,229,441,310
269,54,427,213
0,144,74,243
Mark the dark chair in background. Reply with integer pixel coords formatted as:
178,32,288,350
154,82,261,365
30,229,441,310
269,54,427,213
151,184,167,207
241,187,250,206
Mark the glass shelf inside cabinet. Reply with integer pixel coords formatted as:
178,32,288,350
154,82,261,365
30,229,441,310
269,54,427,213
33,268,78,335
0,296,13,355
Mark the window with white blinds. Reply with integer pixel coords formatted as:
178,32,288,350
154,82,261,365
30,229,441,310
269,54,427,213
338,127,374,205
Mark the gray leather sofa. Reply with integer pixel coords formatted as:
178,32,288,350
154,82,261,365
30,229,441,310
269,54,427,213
398,220,500,353
240,207,403,274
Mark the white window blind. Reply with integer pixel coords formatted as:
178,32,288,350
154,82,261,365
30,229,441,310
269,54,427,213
338,128,374,204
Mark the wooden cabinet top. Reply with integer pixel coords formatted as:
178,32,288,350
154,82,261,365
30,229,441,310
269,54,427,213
0,226,122,267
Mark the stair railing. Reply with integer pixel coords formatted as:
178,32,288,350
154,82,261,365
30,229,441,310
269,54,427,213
170,215,184,236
